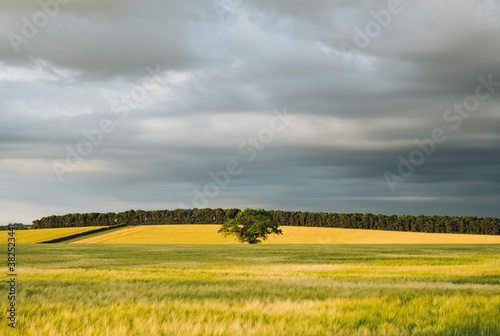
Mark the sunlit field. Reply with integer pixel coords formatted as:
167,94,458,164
1,244,499,335
72,224,500,244
0,227,105,244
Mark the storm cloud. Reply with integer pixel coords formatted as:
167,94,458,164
1,0,500,224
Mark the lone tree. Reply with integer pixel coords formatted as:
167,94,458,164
218,209,282,244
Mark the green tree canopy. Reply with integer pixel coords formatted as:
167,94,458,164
218,209,282,244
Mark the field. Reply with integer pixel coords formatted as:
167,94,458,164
0,227,105,244
1,243,499,335
72,225,500,244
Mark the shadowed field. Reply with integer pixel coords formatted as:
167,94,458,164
72,224,500,244
1,244,499,335
0,226,105,244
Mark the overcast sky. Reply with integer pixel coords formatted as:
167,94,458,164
1,0,500,225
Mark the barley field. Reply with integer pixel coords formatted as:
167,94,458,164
72,225,500,244
1,244,499,335
0,227,105,244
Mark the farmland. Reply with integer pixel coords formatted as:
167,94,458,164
72,224,500,244
1,243,499,335
0,226,105,244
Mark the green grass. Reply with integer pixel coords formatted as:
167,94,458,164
1,244,499,335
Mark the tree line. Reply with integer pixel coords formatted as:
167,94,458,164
32,209,500,235
32,209,241,229
268,211,500,235
0,223,31,230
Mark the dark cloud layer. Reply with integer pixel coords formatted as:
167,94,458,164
1,0,500,224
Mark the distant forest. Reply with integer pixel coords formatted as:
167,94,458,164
32,209,500,235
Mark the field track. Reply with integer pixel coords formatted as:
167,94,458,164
0,226,105,244
72,224,500,244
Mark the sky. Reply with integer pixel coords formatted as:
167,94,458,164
1,0,500,225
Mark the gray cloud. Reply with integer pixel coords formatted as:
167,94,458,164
1,0,500,224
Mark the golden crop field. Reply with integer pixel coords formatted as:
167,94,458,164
0,226,105,244
72,224,500,244
73,225,236,244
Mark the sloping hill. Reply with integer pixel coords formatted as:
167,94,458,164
72,225,500,244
